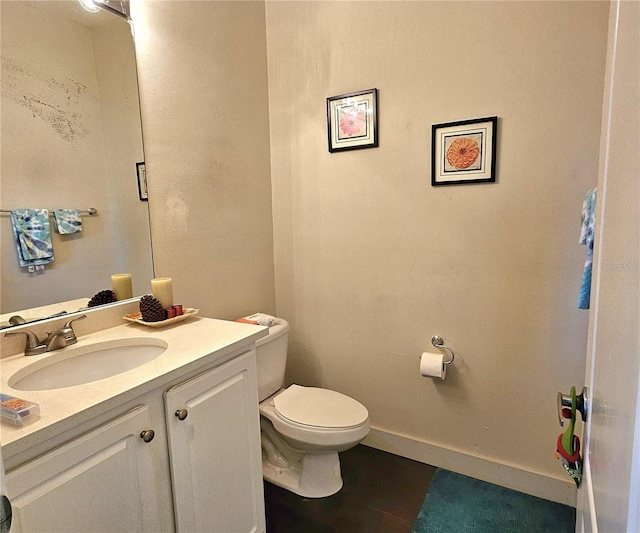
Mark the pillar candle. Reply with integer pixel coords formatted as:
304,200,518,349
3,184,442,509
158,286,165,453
111,273,133,301
151,277,173,309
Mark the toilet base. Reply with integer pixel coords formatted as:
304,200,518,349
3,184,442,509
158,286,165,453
263,451,343,498
260,417,344,498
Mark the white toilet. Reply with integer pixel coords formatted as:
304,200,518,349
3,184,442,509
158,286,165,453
255,318,370,498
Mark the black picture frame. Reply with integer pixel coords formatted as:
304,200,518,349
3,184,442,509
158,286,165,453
136,161,148,200
327,88,378,153
431,116,497,186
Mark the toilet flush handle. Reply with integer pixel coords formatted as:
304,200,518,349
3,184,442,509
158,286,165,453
175,409,188,421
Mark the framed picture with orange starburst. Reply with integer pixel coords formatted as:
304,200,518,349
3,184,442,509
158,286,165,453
432,116,497,186
327,88,378,153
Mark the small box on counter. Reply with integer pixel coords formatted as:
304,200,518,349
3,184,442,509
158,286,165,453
1,393,40,426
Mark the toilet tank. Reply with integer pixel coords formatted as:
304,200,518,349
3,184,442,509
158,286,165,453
255,318,290,402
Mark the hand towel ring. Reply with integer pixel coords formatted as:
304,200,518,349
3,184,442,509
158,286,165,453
431,335,455,365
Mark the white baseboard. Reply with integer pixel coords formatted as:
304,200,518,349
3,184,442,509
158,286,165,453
362,426,577,507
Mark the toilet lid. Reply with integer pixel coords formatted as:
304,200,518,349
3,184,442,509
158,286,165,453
274,385,368,429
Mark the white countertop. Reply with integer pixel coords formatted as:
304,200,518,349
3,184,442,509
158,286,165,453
0,316,267,457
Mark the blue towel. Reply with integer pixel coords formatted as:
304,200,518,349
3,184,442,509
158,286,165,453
53,209,82,234
10,209,54,267
578,188,597,309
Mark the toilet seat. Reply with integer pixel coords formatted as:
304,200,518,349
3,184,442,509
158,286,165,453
273,385,368,429
260,384,370,453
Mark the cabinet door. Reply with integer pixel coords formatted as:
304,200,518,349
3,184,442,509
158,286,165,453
165,350,265,533
6,406,162,533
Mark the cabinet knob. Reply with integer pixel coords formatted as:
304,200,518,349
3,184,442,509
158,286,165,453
175,409,188,421
140,429,155,443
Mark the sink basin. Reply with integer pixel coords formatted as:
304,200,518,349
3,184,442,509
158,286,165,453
8,337,168,391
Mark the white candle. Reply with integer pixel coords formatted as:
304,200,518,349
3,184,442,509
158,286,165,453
151,277,173,309
111,273,133,301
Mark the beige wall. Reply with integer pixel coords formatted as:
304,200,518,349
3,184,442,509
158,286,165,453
266,0,609,498
133,0,276,319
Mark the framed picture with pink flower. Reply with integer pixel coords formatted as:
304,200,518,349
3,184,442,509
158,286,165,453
327,88,378,153
431,116,497,186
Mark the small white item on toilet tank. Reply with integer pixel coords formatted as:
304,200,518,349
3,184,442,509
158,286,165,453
239,313,276,327
420,351,446,379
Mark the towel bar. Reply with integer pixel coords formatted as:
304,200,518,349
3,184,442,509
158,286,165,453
0,207,98,216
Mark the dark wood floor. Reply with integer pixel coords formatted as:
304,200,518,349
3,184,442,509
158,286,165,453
264,444,436,533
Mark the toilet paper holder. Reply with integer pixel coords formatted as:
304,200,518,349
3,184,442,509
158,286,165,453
430,335,455,365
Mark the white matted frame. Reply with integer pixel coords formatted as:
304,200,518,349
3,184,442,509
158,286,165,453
327,88,378,153
432,116,497,186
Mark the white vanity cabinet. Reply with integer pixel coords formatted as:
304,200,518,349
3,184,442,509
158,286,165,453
6,405,168,533
3,337,266,533
165,350,265,533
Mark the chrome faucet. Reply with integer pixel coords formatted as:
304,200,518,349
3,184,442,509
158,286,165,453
4,315,87,356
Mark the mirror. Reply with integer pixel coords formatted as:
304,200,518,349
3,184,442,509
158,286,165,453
0,0,153,327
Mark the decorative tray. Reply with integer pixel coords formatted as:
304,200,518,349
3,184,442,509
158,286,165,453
123,308,199,327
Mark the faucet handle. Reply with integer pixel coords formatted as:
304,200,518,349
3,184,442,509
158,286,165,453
4,330,47,356
64,314,87,329
8,315,27,326
47,314,87,349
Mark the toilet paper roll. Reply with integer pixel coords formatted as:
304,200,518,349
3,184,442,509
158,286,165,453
420,351,446,380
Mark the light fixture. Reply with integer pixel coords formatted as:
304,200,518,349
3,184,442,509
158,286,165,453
79,0,101,14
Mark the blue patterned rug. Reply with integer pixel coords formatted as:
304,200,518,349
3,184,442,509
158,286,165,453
412,469,575,533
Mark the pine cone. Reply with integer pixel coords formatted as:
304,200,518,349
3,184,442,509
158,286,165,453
88,289,117,307
140,295,165,322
